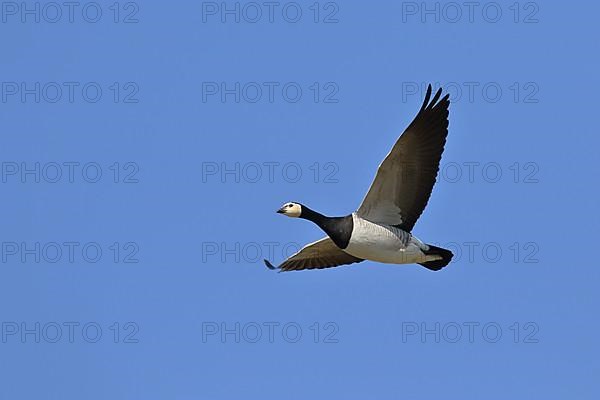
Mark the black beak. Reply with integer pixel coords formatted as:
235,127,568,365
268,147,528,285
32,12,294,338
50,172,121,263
276,207,285,214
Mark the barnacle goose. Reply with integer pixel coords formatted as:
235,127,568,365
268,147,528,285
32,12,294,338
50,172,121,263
264,84,453,272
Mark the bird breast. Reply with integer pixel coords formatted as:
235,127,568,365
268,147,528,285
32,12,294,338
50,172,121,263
347,214,410,250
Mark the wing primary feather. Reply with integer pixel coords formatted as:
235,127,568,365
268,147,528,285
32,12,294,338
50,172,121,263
420,84,432,111
428,87,443,109
263,259,279,270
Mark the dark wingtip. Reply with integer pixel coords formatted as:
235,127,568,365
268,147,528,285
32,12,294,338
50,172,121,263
428,87,443,109
264,259,279,270
420,84,433,111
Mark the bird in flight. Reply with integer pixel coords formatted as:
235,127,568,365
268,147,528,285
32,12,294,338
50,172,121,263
265,85,453,272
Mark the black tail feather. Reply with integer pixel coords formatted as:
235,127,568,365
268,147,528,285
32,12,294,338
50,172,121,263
419,245,453,271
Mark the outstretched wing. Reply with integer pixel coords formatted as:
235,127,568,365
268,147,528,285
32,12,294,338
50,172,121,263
264,237,363,272
356,85,450,231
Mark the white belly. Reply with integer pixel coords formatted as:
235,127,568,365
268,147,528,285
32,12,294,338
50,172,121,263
344,214,440,265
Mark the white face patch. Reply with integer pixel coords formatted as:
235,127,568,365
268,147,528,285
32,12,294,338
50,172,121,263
281,202,302,218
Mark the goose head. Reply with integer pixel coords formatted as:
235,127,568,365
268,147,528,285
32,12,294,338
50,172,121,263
276,202,302,218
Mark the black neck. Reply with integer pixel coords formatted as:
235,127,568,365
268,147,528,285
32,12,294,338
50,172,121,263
299,206,329,226
299,206,354,249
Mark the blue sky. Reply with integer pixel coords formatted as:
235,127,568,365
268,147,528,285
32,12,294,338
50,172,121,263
1,1,598,398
